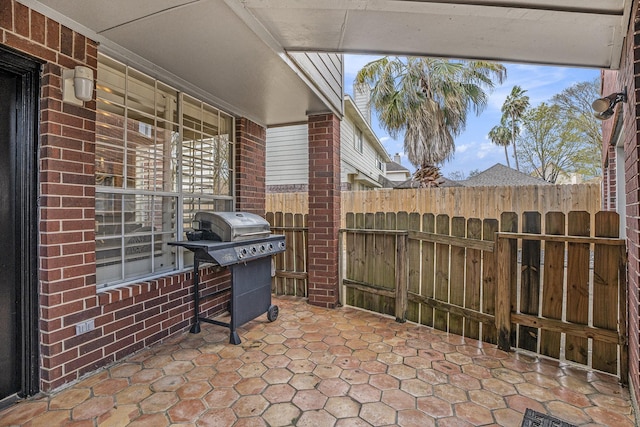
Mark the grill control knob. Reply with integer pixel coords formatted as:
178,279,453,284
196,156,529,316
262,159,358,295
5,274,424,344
268,243,273,251
251,247,257,254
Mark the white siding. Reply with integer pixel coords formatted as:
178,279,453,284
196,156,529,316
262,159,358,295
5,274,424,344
266,125,308,185
289,53,343,115
340,117,384,188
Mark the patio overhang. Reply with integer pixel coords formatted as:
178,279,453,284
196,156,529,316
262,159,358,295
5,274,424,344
237,0,631,69
27,0,631,127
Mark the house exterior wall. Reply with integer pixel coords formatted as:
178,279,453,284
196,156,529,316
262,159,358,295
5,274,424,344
266,99,388,192
289,53,343,116
600,0,640,410
339,117,385,190
265,124,308,189
1,0,266,393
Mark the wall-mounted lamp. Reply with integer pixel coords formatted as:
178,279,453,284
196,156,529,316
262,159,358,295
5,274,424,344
62,66,94,106
592,87,627,120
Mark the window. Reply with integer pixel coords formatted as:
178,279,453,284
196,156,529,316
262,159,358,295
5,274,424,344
376,154,384,171
355,127,363,153
95,54,234,289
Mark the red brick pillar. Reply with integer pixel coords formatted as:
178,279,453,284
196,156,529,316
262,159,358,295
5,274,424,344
235,117,266,215
307,113,341,308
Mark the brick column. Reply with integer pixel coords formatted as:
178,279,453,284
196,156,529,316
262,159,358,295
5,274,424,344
235,117,266,215
307,113,341,308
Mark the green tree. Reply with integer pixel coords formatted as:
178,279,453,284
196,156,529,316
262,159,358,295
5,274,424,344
487,122,513,168
501,85,530,171
551,79,602,178
355,57,506,187
516,103,584,183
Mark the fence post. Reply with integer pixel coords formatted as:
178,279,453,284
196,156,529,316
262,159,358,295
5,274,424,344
395,232,408,323
496,235,512,351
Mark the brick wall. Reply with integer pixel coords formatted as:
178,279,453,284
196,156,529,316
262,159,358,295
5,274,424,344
307,113,341,308
236,118,266,215
1,0,263,393
600,0,640,409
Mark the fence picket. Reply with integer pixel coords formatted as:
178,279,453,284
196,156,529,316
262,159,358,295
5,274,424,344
449,217,466,336
592,211,620,374
519,212,542,352
565,211,591,366
540,212,565,359
465,218,482,340
407,213,422,323
482,218,499,344
421,213,436,328
434,215,450,331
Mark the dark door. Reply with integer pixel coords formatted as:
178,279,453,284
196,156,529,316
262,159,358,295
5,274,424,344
0,46,40,406
0,69,19,400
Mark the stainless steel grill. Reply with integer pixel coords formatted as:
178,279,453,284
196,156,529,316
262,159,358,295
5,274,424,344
169,212,286,344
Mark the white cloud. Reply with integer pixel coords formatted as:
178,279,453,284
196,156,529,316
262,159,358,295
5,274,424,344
457,144,470,153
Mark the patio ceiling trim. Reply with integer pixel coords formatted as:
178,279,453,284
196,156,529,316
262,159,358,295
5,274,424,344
237,0,632,69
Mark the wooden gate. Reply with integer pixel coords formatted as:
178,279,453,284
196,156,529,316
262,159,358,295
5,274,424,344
341,211,628,379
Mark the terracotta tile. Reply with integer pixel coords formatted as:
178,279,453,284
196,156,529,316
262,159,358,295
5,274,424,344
504,394,546,414
417,396,454,417
130,368,163,384
522,372,560,389
369,373,400,391
382,389,415,410
263,384,296,403
325,396,361,418
235,377,267,395
127,413,170,427
284,338,307,349
263,367,294,384
557,375,597,394
349,384,382,404
142,355,173,369
589,393,633,413
468,389,506,410
437,416,475,426
360,402,397,425
193,353,221,366
461,364,492,380
209,371,241,388
139,392,178,413
583,406,637,426
481,378,517,396
491,368,525,384
232,395,269,417
115,384,152,405
109,363,142,378
261,402,301,427
417,368,449,385
546,401,593,425
215,359,243,372
493,408,526,426
237,362,267,378
184,365,216,381
285,348,312,360
197,408,237,427
295,409,337,427
340,369,370,385
305,341,330,353
392,345,418,357
445,352,473,366
433,384,468,404
377,352,404,365
72,396,115,420
203,388,239,408
92,378,130,396
368,342,392,354
22,409,70,427
387,363,416,380
292,389,328,411
449,373,481,391
233,417,268,427
96,404,139,427
453,401,494,424
397,408,436,427
403,355,432,369
290,373,321,390
287,359,316,374
334,356,361,370
317,378,350,397
433,360,462,375
172,348,201,361
263,354,292,369
176,381,212,399
515,382,557,402
218,345,245,359
334,417,372,426
48,388,91,409
401,378,433,397
151,375,186,392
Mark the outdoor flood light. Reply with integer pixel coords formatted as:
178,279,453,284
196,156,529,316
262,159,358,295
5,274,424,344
62,65,94,105
592,87,627,120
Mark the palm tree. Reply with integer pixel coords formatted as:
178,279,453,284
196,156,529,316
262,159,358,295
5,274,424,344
355,57,506,187
487,122,513,168
501,85,530,171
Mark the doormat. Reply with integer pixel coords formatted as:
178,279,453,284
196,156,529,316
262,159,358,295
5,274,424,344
521,409,577,427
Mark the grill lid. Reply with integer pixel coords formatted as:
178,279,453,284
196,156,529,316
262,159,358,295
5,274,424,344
193,211,270,242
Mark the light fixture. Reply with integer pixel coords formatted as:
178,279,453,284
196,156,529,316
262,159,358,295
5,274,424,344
592,87,627,120
62,66,94,106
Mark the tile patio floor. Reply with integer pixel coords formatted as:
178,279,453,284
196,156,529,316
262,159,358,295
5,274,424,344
0,296,636,426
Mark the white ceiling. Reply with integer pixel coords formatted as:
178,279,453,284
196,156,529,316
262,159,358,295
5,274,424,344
27,0,632,126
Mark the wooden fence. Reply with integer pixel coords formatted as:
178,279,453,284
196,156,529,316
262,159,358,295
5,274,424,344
341,210,627,379
266,183,602,224
266,212,308,297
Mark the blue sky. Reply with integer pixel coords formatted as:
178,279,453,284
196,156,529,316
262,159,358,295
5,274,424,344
343,55,601,179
